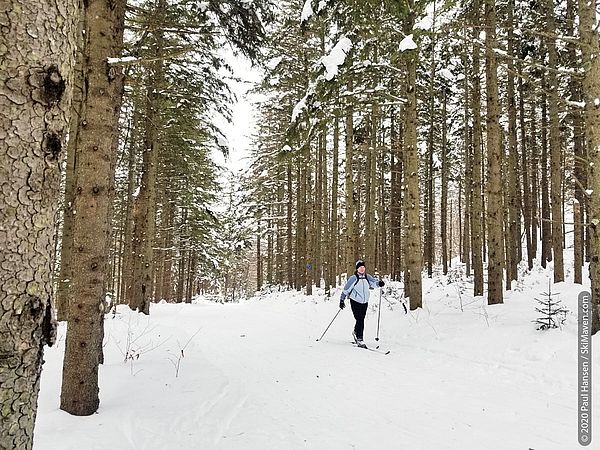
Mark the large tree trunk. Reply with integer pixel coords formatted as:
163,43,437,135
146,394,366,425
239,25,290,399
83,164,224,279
60,0,125,416
578,0,600,334
286,162,294,287
329,115,340,290
506,0,520,287
305,144,314,296
471,0,484,296
540,89,552,267
119,106,139,305
425,18,437,278
530,100,540,263
519,64,533,270
545,0,564,282
441,85,449,275
345,81,357,275
567,0,586,278
1,1,78,446
57,22,85,321
403,3,422,310
390,109,404,281
485,0,504,305
462,33,472,276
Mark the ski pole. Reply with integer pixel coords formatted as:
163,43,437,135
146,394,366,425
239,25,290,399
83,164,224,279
316,308,343,342
375,284,382,342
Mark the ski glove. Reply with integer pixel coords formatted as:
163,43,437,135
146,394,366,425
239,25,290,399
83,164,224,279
378,280,385,287
339,299,345,309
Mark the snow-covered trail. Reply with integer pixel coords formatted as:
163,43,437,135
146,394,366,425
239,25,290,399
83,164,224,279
35,271,599,450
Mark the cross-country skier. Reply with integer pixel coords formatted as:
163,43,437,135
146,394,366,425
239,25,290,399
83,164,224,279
339,260,385,348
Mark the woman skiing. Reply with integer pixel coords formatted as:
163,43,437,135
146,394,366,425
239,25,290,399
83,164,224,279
339,260,384,348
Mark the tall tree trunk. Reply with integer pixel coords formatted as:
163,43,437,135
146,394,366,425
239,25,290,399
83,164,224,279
57,23,85,321
541,89,552,266
545,0,564,282
366,108,378,268
1,0,77,445
61,0,126,415
574,200,583,284
315,131,324,288
578,0,600,334
441,85,449,275
462,28,472,276
425,12,436,278
519,64,533,270
257,222,262,291
567,0,586,274
129,34,163,314
267,215,273,285
160,197,174,301
306,145,314,296
485,0,504,305
403,3,422,310
530,100,540,262
506,0,520,287
471,0,484,296
276,167,284,285
390,109,403,281
119,107,139,305
345,81,357,275
330,114,340,291
286,162,294,286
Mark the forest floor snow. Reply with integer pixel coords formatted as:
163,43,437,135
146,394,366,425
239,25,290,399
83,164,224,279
35,262,600,449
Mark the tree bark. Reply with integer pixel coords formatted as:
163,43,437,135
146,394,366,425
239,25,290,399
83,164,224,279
60,0,125,416
330,114,340,290
403,3,422,310
390,109,403,281
506,0,520,287
129,34,163,314
1,0,78,445
441,85,449,275
519,64,533,270
541,89,552,266
57,21,85,321
577,0,600,334
345,80,357,275
545,0,564,282
485,0,504,305
286,162,294,286
574,200,583,284
471,0,484,296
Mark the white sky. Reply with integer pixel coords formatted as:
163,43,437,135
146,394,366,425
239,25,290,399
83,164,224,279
212,49,263,176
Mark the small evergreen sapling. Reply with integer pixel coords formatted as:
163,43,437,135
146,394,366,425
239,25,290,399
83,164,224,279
533,280,568,330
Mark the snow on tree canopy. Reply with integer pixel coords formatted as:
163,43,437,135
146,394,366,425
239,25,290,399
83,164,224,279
438,68,454,82
292,94,308,122
399,34,417,52
414,16,433,31
300,0,313,23
320,37,353,81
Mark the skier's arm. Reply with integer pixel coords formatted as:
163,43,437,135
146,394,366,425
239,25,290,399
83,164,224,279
340,275,357,300
366,274,380,288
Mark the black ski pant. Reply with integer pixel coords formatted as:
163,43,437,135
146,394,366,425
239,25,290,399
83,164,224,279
350,299,368,340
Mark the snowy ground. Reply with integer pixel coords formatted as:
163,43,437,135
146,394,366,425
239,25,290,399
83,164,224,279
35,261,599,450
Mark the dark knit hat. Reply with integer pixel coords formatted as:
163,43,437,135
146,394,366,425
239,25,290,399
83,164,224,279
355,260,365,270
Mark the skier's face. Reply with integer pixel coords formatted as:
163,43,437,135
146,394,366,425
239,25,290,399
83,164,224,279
357,265,366,274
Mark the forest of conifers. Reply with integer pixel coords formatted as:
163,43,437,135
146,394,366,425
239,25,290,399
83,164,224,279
1,0,599,448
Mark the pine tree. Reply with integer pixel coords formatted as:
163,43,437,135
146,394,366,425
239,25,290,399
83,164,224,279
60,0,127,416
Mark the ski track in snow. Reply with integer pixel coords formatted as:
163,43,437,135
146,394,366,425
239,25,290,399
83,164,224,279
35,266,599,450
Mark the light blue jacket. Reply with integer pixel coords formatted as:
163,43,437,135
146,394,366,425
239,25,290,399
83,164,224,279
340,273,380,304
